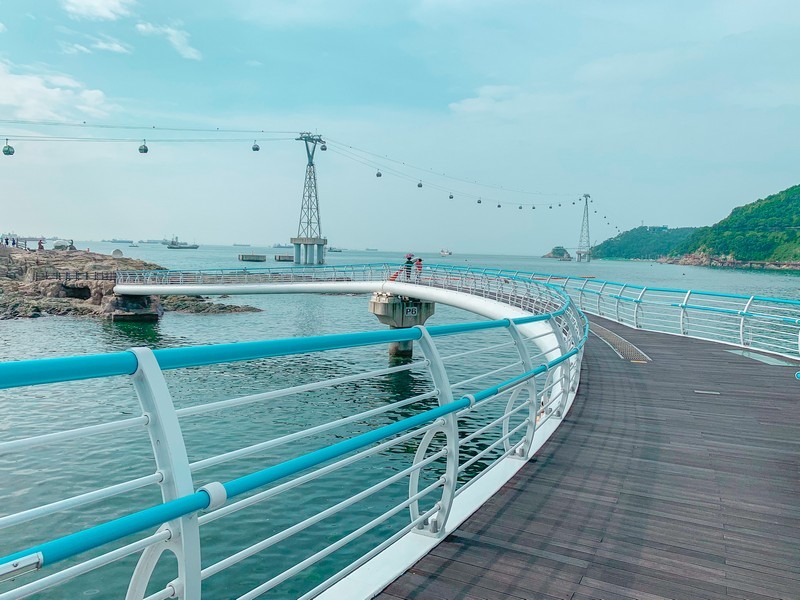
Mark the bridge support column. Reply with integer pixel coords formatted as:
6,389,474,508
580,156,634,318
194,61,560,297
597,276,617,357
369,293,435,358
291,236,327,265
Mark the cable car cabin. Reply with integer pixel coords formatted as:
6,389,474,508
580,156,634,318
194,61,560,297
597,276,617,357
2,140,14,156
138,142,149,154
252,142,260,151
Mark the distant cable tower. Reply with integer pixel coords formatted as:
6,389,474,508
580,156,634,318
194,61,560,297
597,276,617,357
291,133,328,264
576,193,591,262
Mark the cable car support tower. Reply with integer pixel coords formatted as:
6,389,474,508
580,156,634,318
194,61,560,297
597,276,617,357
291,133,328,264
576,194,592,262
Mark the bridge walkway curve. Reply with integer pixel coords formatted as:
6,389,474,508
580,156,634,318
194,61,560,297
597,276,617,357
376,316,800,600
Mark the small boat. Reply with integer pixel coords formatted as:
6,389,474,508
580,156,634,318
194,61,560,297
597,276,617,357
129,243,139,247
440,249,452,257
273,243,293,249
328,247,343,252
239,254,266,262
233,243,251,247
167,237,199,250
365,248,378,252
275,254,294,262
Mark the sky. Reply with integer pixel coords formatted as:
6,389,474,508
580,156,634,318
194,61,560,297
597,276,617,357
0,0,798,255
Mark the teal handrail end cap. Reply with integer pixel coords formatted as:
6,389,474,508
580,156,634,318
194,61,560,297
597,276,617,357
796,371,800,380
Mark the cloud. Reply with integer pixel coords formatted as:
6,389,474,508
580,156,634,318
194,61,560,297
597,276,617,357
135,23,201,60
449,85,577,119
722,81,800,109
574,49,697,85
59,42,92,55
245,59,263,68
61,0,135,21
0,22,7,33
230,0,385,27
92,35,131,54
0,60,112,120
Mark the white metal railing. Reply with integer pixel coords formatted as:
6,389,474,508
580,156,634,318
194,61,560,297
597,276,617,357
1,268,586,599
117,264,800,359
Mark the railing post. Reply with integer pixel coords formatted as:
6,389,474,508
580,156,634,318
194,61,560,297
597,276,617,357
740,297,754,346
680,291,692,335
549,315,571,418
615,284,627,323
504,321,538,458
634,288,646,328
409,326,458,536
596,281,606,316
578,278,589,311
126,348,201,600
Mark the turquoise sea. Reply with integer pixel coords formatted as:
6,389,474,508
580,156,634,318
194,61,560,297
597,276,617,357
1,244,798,598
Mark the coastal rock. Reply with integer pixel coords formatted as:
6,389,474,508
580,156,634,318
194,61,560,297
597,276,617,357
0,247,261,320
658,252,800,270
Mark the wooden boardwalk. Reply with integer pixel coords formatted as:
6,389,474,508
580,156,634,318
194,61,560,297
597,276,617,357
376,317,800,600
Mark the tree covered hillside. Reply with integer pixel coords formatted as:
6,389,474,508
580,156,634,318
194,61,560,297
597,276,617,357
675,184,800,261
592,226,697,259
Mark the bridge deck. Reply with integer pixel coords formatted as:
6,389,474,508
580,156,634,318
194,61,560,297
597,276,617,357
376,317,800,600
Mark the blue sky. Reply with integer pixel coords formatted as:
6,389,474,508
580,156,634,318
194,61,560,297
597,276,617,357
0,0,798,254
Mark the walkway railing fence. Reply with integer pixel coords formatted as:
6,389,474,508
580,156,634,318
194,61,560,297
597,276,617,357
117,263,800,360
0,267,585,599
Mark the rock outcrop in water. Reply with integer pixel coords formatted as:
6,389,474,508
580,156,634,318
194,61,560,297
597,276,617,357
0,246,260,320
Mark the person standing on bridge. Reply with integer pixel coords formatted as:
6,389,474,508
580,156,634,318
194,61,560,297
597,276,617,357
415,257,423,281
404,253,414,280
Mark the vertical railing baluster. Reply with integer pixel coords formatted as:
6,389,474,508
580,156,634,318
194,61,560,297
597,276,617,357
126,348,201,600
409,327,458,536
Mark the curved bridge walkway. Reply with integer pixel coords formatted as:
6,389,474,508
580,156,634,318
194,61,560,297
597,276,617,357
377,316,800,600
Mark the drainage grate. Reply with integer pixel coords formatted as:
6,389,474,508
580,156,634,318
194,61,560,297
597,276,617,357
590,322,652,362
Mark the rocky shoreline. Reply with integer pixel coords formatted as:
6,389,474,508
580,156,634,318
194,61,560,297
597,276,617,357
0,246,260,320
657,252,800,271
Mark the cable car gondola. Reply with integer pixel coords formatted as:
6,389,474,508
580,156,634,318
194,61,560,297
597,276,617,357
138,140,148,154
320,143,327,151
252,141,260,151
417,181,423,188
448,193,453,199
2,140,14,156
376,170,382,177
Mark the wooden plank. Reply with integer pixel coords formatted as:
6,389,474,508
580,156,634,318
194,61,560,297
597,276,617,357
378,317,800,600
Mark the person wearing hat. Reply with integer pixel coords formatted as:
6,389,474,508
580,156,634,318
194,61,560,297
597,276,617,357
404,253,414,280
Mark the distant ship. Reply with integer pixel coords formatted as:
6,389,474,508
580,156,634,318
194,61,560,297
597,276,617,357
365,248,378,252
233,243,251,247
102,238,133,244
273,243,293,249
167,237,199,250
440,249,453,256
327,247,343,252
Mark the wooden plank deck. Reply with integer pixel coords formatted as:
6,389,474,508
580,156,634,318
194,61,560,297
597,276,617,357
376,317,800,600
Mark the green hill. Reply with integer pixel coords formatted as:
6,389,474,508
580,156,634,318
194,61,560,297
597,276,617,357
592,226,697,259
675,184,800,261
592,184,800,262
